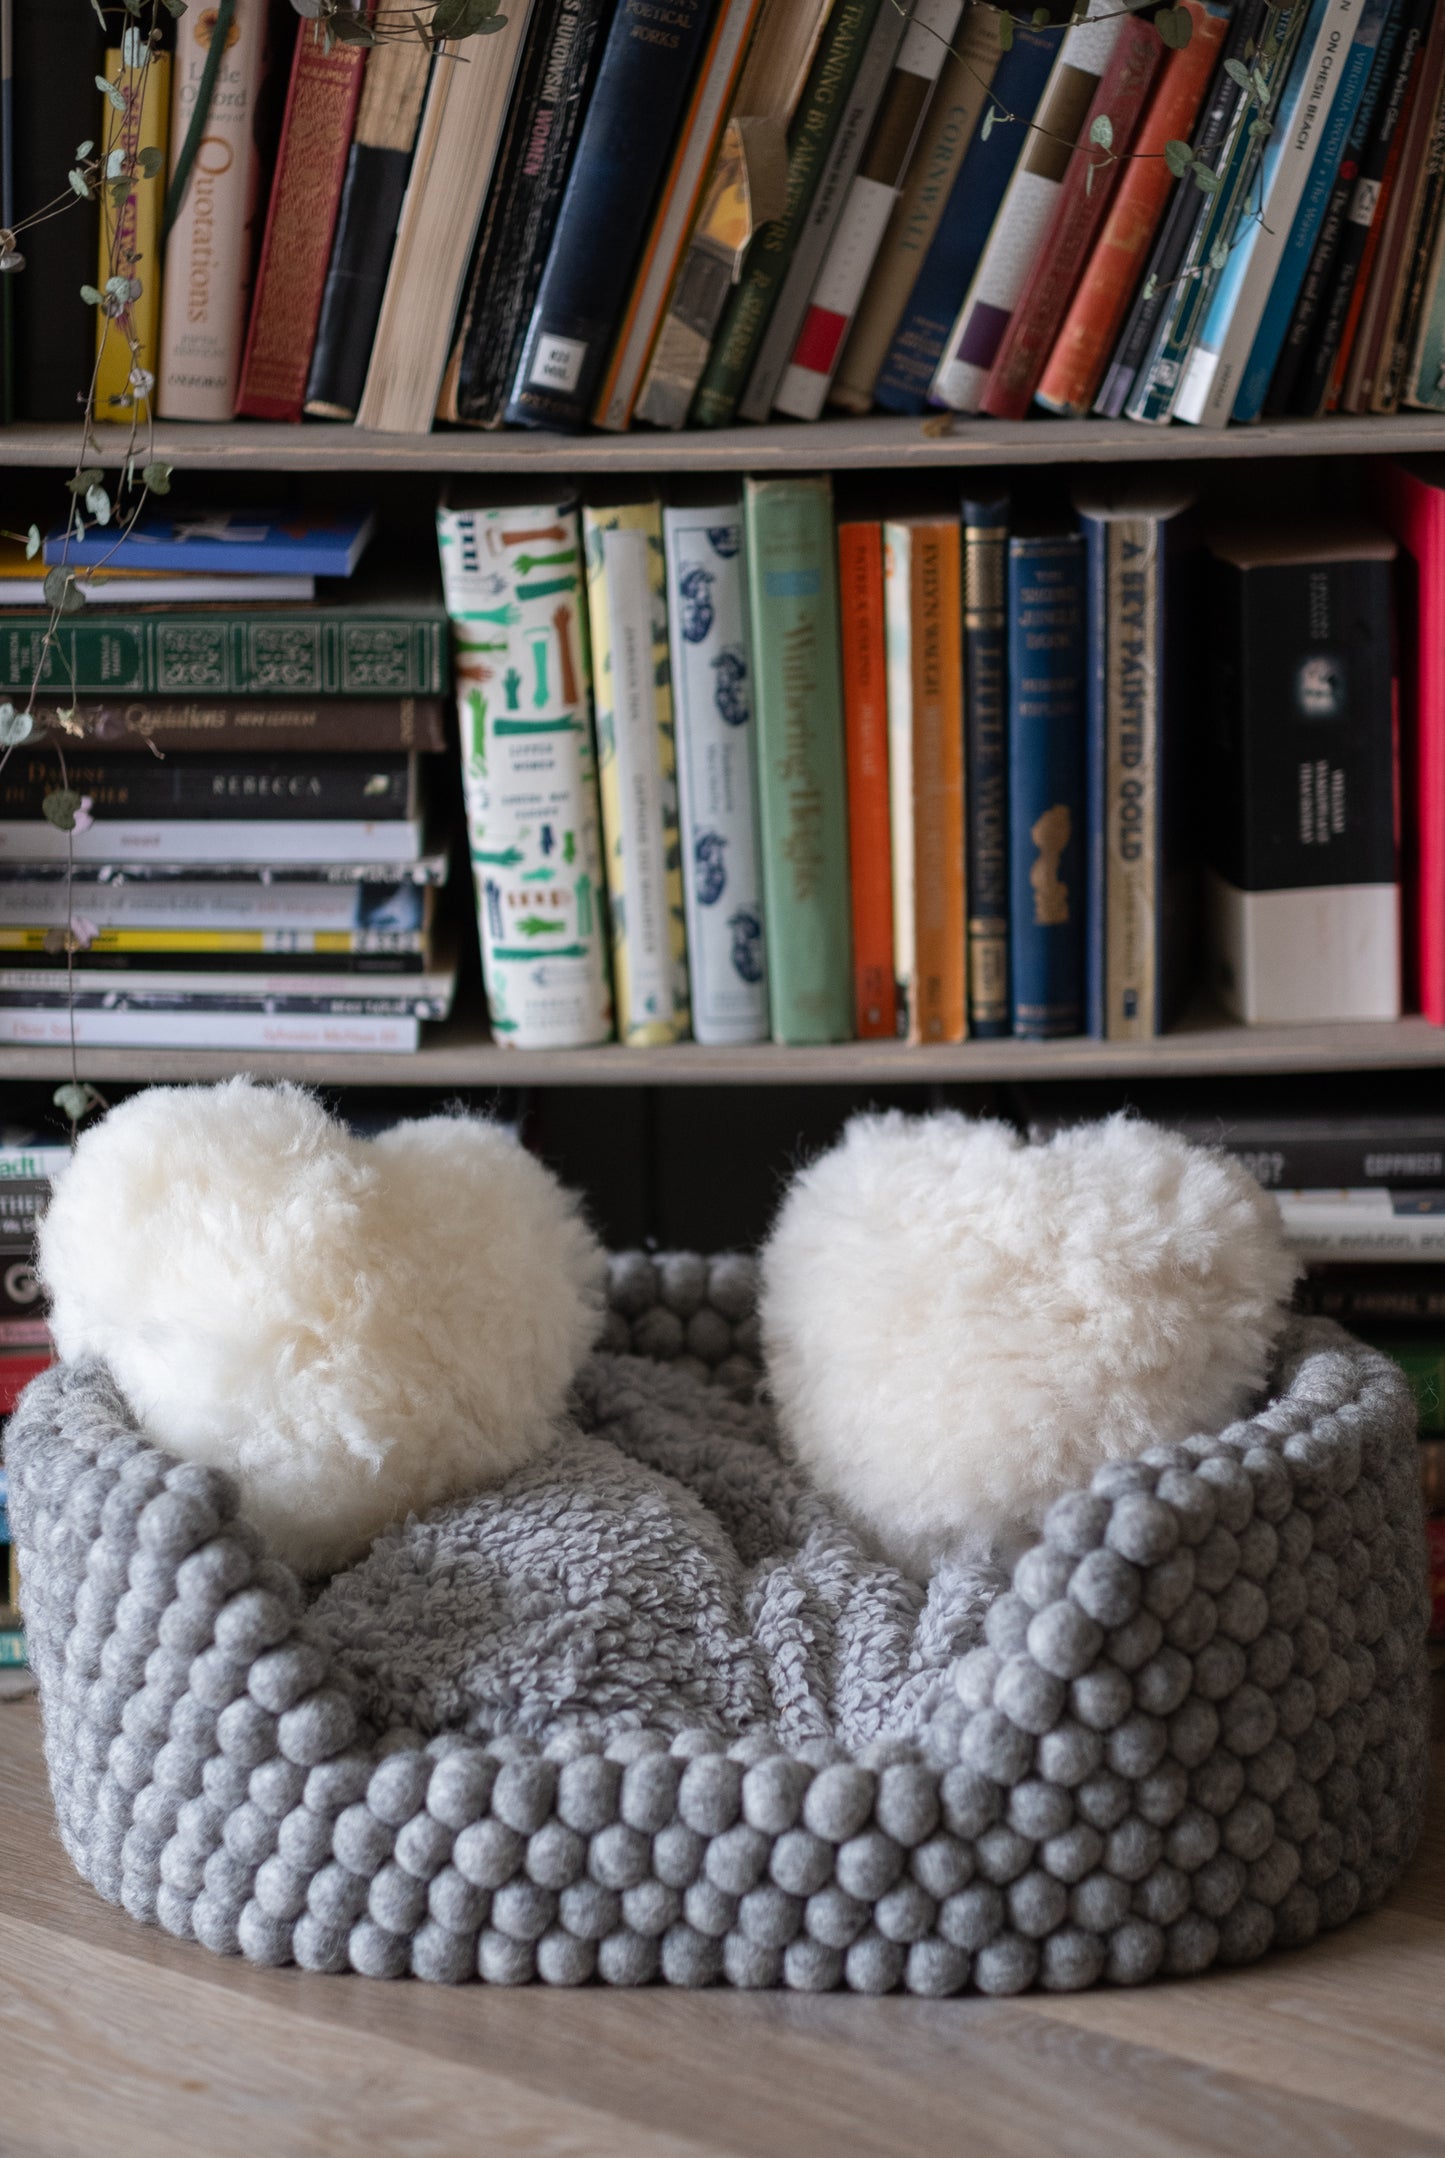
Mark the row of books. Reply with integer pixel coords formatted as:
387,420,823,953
437,467,1422,1051
0,508,460,1053
19,0,1445,438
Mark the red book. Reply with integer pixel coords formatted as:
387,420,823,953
236,19,371,423
979,15,1162,422
1036,1,1226,418
838,521,897,1040
1375,459,1445,1023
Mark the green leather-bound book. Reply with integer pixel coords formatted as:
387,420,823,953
743,475,854,1044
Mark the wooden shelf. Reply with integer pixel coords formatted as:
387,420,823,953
1,1009,1442,1086
2,411,1444,473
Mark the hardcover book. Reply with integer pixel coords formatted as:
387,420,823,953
157,0,273,422
0,750,417,822
583,502,691,1047
837,519,897,1038
743,477,852,1045
438,502,612,1051
1371,7,1445,413
95,45,170,420
663,505,768,1046
1204,519,1399,1023
1375,457,1445,1022
236,15,370,422
45,510,375,579
506,0,725,432
0,1010,421,1052
10,0,106,422
46,695,447,755
0,817,426,867
0,876,432,956
883,521,915,1032
1162,1111,1445,1189
962,490,1010,1037
1007,529,1086,1040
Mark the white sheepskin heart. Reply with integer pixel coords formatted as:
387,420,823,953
759,1111,1298,1578
38,1078,605,1574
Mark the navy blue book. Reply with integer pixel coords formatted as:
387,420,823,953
873,18,1056,417
1007,528,1086,1040
505,0,720,430
1074,481,1199,1044
962,489,1010,1037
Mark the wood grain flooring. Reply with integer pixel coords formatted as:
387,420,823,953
3,1693,1443,2158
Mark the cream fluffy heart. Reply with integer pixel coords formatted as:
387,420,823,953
760,1111,1299,1578
39,1078,604,1573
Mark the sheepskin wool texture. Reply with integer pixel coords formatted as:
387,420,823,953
760,1112,1300,1578
37,1078,606,1573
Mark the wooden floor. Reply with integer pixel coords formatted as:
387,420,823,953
4,1694,1445,2158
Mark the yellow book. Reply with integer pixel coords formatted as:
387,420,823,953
96,47,171,418
583,502,690,1046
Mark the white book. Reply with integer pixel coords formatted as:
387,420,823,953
1276,1188,1445,1263
930,0,1123,413
438,502,612,1052
883,523,915,1025
0,576,315,606
736,0,912,424
662,504,767,1045
0,877,429,946
1176,0,1358,428
0,961,455,1009
774,0,964,422
0,1009,421,1052
356,0,537,434
0,820,424,865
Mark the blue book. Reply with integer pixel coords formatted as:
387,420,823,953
1234,0,1397,423
506,0,723,431
45,509,376,578
1007,530,1086,1040
874,18,1057,416
1075,481,1199,1043
962,489,1010,1037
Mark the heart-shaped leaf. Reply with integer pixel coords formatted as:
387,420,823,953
43,567,83,614
1164,138,1192,179
53,1081,100,1125
43,788,83,832
0,705,33,746
142,460,172,495
1089,113,1114,153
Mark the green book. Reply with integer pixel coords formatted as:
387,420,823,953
0,582,449,699
690,0,884,431
743,475,853,1044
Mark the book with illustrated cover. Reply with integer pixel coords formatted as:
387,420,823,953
0,875,432,955
663,505,767,1046
584,502,690,1047
438,501,613,1052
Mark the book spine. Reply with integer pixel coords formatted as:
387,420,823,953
1127,2,1307,424
898,519,965,1043
1094,0,1268,419
95,47,170,421
1377,27,1445,409
594,0,763,431
1275,1202,1445,1263
932,3,1125,415
0,613,447,698
236,17,369,422
829,8,1001,413
691,0,884,429
1295,0,1426,412
883,521,915,1032
157,0,271,422
775,0,964,421
1374,462,1445,1023
980,15,1162,421
0,885,429,943
963,492,1009,1038
1242,0,1391,424
1037,2,1228,419
736,0,909,424
1264,0,1405,417
50,696,447,754
663,505,768,1045
743,476,853,1045
1099,514,1162,1040
0,752,413,821
0,924,427,957
0,819,422,865
10,0,106,422
1300,1270,1445,1323
0,978,448,1019
506,0,723,432
872,17,1057,415
0,1009,420,1051
1341,3,1445,408
446,0,607,429
1405,175,1445,406
1169,1129,1445,1187
303,40,432,421
584,503,690,1047
1008,533,1086,1040
837,520,896,1038
1082,506,1107,1041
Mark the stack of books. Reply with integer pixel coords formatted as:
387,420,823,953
13,0,1445,436
0,510,457,1054
439,475,1409,1051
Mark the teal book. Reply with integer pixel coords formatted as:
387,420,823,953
743,476,853,1044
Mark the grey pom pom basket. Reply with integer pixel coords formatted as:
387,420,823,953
5,1253,1431,1997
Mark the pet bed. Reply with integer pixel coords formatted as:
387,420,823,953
6,1252,1430,1995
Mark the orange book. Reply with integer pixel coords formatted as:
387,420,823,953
886,517,965,1044
1036,0,1227,418
838,521,897,1038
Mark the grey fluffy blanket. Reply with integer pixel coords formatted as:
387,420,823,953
305,1355,1002,1762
